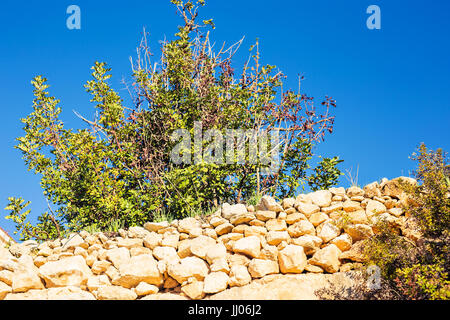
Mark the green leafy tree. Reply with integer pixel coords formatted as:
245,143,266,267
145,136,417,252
5,0,340,241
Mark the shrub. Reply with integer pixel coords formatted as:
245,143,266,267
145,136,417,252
4,0,341,241
364,143,450,300
308,156,344,191
394,263,450,300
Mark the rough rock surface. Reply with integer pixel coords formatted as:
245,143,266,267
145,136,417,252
207,272,358,300
0,178,418,300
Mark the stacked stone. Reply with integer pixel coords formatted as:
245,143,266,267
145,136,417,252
0,177,419,300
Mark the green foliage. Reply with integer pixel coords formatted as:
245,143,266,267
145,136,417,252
5,197,64,241
403,143,450,238
394,263,450,300
308,156,344,191
365,220,416,279
331,210,353,230
364,143,450,300
5,0,340,241
245,192,263,207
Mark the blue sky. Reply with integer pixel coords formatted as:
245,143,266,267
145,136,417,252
1,0,449,240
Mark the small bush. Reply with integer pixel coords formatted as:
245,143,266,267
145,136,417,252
363,143,450,300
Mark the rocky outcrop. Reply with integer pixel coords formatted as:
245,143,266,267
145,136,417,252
0,177,419,300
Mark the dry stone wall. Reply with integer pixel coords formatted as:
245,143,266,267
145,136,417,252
0,177,420,300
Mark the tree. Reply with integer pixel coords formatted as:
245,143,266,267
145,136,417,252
5,0,341,241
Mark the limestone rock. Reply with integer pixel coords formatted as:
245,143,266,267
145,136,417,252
152,246,179,264
388,208,404,217
317,222,340,243
244,226,267,237
230,213,256,226
287,220,315,237
295,202,320,218
366,200,387,218
127,226,149,239
309,212,329,227
4,289,48,300
222,203,248,220
140,292,188,300
347,210,369,224
295,194,312,204
91,260,111,275
39,255,92,288
143,232,162,250
113,254,163,288
181,281,205,300
130,246,152,256
47,286,95,300
339,240,368,262
228,254,250,267
64,234,86,250
0,281,12,300
382,177,416,199
178,217,202,234
233,236,261,258
144,221,169,233
0,270,13,286
291,235,323,255
167,257,210,283
330,233,353,251
343,200,362,212
0,247,14,261
106,247,130,269
308,190,332,207
344,224,374,241
321,203,343,214
215,222,234,236
265,219,287,231
347,186,364,197
255,210,276,222
266,231,290,246
203,271,229,294
248,259,279,278
281,198,295,209
11,255,44,293
189,235,217,259
209,216,227,227
309,244,342,273
8,243,33,258
134,282,159,296
117,238,143,249
364,181,382,198
96,285,137,300
210,258,230,273
329,187,346,196
86,274,111,292
285,212,306,225
207,273,358,300
228,265,252,287
278,245,307,274
177,240,192,258
260,195,283,212
304,264,324,273
205,243,227,264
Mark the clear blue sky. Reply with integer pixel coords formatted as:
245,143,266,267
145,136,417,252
1,0,449,240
